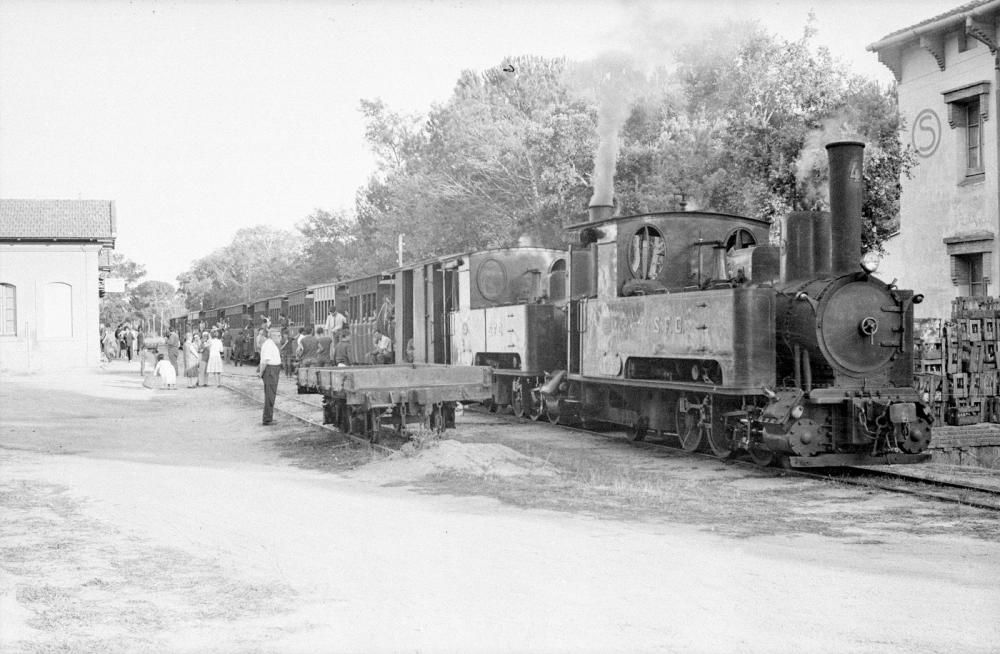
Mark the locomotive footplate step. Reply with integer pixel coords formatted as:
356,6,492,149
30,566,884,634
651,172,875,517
788,452,932,468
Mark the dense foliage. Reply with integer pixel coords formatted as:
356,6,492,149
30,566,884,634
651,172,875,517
175,19,914,310
99,253,185,334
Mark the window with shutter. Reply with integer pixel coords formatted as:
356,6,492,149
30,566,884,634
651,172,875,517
945,233,994,297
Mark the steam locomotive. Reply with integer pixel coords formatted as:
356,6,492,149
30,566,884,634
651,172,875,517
533,140,932,466
184,140,932,466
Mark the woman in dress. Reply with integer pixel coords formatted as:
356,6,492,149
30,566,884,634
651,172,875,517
198,331,210,387
206,329,224,387
184,332,201,388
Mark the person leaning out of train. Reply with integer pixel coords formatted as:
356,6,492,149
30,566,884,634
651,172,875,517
370,329,393,365
333,331,352,367
298,326,320,368
315,327,333,366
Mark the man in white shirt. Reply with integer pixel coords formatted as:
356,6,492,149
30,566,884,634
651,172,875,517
370,329,393,365
258,328,282,425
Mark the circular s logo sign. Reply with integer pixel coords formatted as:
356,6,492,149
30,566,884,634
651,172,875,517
911,109,940,158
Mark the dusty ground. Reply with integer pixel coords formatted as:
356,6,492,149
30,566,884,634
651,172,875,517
1,361,999,653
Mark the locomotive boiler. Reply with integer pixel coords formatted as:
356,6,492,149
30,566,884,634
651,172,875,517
542,140,932,466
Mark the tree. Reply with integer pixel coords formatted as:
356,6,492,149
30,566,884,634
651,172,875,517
99,253,147,327
176,226,307,310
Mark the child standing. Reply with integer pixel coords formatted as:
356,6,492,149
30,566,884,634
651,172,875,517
153,354,177,390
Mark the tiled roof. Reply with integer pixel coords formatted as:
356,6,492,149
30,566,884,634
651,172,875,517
873,0,994,44
0,199,117,241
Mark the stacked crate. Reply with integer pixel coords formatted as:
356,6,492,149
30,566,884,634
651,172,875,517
913,317,945,423
943,297,1000,425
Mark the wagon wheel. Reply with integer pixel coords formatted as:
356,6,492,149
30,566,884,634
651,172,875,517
627,417,648,442
392,405,405,435
367,408,382,444
748,441,775,466
675,404,703,452
334,401,351,435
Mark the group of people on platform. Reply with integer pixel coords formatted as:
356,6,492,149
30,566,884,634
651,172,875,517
148,305,395,424
159,328,226,389
100,322,144,363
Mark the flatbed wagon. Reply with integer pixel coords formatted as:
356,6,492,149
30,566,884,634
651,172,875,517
297,363,493,441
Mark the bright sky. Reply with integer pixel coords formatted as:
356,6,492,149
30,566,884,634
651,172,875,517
0,0,949,283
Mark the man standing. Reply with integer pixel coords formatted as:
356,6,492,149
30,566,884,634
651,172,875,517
166,328,180,372
315,327,333,366
221,329,233,363
258,328,282,426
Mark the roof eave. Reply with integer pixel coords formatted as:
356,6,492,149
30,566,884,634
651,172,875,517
867,0,1000,52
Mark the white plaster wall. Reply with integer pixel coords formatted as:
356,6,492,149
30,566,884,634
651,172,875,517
880,31,999,320
0,244,102,371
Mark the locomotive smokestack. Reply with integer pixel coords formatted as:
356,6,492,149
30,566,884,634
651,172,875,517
826,140,865,276
588,199,614,223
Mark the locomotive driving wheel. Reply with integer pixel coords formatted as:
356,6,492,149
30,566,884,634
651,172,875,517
675,400,703,452
511,379,532,419
705,402,735,459
529,391,546,421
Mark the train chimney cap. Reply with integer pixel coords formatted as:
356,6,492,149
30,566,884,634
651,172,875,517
824,139,865,150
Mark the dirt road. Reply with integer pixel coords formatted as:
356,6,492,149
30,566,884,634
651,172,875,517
1,362,998,653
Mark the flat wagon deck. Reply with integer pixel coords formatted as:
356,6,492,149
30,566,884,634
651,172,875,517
297,364,493,440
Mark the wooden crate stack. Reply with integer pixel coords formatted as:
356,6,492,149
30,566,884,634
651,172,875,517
941,297,1000,425
913,317,946,423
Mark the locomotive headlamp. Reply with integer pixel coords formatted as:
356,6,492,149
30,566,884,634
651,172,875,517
860,251,881,273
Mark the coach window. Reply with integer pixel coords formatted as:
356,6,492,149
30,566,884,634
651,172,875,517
945,232,993,298
943,81,989,181
0,283,15,336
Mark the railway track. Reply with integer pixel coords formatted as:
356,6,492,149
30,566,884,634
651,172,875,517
221,366,1000,511
219,371,400,456
468,405,1000,512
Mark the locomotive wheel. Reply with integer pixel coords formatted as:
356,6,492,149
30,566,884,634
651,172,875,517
748,442,775,466
529,394,546,421
676,407,703,452
706,423,733,459
511,383,527,418
546,398,562,425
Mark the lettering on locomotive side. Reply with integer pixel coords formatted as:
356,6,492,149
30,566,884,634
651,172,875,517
603,305,685,336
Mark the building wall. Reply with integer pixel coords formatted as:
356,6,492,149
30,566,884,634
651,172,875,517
0,243,102,371
879,27,999,319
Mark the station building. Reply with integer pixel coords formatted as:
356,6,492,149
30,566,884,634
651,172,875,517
869,0,999,319
0,199,116,372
